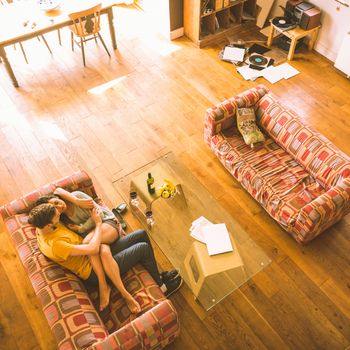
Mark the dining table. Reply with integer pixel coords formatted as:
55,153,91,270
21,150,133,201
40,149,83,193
0,0,118,87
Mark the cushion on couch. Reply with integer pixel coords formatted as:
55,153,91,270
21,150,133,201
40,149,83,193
236,107,265,146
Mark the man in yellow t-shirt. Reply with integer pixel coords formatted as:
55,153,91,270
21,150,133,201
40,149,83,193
28,202,183,312
36,221,92,279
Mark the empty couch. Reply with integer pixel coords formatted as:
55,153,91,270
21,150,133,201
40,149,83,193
204,85,350,244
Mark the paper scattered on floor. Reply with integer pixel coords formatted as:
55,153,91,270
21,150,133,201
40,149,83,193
237,65,263,81
277,62,300,79
223,46,245,62
262,63,300,83
237,62,299,83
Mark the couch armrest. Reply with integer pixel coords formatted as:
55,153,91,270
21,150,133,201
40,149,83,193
293,177,350,244
0,170,97,220
204,84,269,145
87,300,180,350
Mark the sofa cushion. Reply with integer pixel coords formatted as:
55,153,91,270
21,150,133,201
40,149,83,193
213,130,326,230
237,107,265,146
255,92,350,190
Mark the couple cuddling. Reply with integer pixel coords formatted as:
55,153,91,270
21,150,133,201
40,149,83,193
28,188,183,313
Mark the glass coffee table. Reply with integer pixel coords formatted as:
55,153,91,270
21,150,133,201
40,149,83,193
113,153,271,310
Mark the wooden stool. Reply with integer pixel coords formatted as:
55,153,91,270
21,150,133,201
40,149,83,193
267,22,321,61
184,240,246,304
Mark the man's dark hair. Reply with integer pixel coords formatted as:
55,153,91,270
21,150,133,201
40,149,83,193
35,194,57,206
28,203,56,229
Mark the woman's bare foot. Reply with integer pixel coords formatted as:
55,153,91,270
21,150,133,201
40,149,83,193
125,295,141,314
99,285,111,311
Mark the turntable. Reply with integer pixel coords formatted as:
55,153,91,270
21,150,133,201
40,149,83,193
272,16,297,32
246,54,274,71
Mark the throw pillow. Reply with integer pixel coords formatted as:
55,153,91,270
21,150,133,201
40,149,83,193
236,107,265,146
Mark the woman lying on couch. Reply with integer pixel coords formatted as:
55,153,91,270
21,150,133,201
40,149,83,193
28,201,182,314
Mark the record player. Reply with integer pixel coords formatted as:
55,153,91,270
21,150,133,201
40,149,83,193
272,16,297,31
246,54,274,71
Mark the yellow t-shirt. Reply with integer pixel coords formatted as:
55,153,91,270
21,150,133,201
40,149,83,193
36,222,92,280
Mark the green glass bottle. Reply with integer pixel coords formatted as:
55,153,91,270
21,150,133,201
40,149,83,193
147,172,155,194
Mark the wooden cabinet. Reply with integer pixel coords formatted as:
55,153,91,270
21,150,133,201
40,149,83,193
184,0,256,47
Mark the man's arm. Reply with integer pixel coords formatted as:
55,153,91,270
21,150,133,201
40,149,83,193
69,208,102,256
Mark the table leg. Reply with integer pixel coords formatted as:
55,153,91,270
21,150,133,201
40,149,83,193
107,7,117,50
288,38,297,61
267,24,274,47
308,28,319,50
0,46,19,87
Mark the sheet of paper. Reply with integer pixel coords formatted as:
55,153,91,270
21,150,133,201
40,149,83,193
237,65,263,80
203,223,233,256
190,216,212,243
262,65,284,84
223,46,245,62
277,62,300,79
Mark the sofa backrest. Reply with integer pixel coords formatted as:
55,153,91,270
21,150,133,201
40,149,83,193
256,92,350,190
0,170,98,220
204,85,269,145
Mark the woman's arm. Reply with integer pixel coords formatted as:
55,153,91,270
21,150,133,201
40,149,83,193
54,188,94,209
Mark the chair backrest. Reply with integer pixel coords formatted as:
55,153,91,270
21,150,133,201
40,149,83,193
69,3,102,38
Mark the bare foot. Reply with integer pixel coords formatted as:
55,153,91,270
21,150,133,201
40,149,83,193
125,295,141,314
99,285,111,311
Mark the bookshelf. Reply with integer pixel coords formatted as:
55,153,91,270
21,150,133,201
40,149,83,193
184,0,256,47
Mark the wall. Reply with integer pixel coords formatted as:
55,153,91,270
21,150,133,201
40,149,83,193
312,0,350,61
269,0,350,62
135,0,183,33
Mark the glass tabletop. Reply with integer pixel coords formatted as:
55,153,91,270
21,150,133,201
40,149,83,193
113,152,271,310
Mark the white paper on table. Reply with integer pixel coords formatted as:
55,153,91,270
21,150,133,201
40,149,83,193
223,47,245,62
237,65,264,80
189,216,212,243
203,223,233,256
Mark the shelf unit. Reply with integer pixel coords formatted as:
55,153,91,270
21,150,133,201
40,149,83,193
184,0,256,47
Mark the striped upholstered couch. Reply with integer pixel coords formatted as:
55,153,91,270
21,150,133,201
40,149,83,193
0,171,179,349
204,85,350,244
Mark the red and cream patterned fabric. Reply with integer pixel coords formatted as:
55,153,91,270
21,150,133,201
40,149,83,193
205,86,350,244
204,84,269,144
0,171,180,349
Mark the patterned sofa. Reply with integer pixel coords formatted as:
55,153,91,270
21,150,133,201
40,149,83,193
0,171,180,349
204,85,350,244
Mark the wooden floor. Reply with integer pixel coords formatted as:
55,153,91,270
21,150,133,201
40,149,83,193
1,5,350,350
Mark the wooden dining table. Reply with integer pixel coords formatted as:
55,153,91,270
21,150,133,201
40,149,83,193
0,0,118,87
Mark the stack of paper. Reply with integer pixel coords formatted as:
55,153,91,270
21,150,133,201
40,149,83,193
190,217,233,256
190,216,212,243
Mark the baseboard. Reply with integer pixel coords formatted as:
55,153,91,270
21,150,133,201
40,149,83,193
170,27,184,40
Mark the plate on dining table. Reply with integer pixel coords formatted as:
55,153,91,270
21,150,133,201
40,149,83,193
37,0,61,11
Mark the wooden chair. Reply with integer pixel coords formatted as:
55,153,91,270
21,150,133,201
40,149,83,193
68,3,111,66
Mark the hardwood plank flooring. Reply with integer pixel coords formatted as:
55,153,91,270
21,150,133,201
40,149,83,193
0,4,350,350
